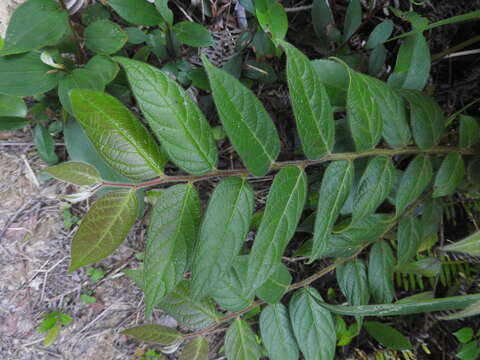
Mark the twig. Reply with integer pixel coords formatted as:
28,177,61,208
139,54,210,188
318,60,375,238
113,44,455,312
285,4,313,12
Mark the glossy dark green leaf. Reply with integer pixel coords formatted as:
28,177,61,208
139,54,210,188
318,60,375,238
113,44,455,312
144,184,200,316
46,161,102,186
0,117,30,130
311,59,348,107
283,42,334,159
84,20,127,55
289,288,336,360
364,321,412,350
180,336,208,360
225,318,261,360
58,69,105,115
0,51,64,96
397,217,422,265
69,189,138,271
366,20,394,48
352,156,394,222
260,304,299,360
441,231,480,257
319,293,480,316
255,0,288,41
108,0,164,26
116,57,218,175
85,55,120,86
346,71,383,151
395,155,433,216
433,152,465,197
459,115,480,148
368,241,395,304
202,56,279,176
70,89,165,180
343,0,361,41
388,33,431,91
33,125,58,165
311,161,354,261
400,90,444,149
256,263,292,304
247,166,307,290
121,324,180,344
157,280,219,330
0,94,27,117
172,22,214,47
0,0,68,56
192,177,253,298
337,259,369,306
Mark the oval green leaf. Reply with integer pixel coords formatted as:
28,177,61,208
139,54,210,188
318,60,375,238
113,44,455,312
172,21,214,47
459,115,480,148
224,318,261,360
364,321,412,350
180,336,208,360
256,263,292,304
433,152,465,197
255,0,288,41
0,94,27,117
311,59,348,107
397,217,422,265
368,241,395,304
366,19,394,49
108,0,164,26
46,161,102,186
121,324,180,345
85,55,120,86
33,124,58,165
84,20,128,55
336,259,369,306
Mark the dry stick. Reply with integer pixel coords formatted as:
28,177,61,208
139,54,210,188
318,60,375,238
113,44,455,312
432,35,480,62
100,147,478,190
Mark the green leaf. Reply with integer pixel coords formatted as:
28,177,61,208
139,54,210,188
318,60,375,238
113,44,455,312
312,0,334,43
397,217,422,265
108,0,164,26
180,336,208,360
368,44,387,76
454,328,474,344
255,0,288,41
366,77,411,148
336,259,369,306
311,59,348,107
144,184,200,316
346,70,383,151
224,318,262,360
172,22,214,47
433,152,465,197
85,55,120,86
247,166,307,290
0,94,27,117
81,3,110,26
352,156,394,222
211,256,254,312
155,0,173,27
282,42,334,159
0,0,68,56
364,321,412,350
318,293,480,316
260,304,299,360
121,324,180,345
69,189,138,271
289,288,336,360
420,198,443,238
115,57,218,175
84,20,127,55
58,69,105,115
0,117,30,130
70,89,165,180
311,160,354,261
400,90,444,149
395,155,433,216
192,177,254,299
388,33,431,90
43,323,60,347
398,257,441,277
202,56,280,176
366,20,394,49
125,27,148,44
343,0,362,41
256,263,292,304
0,51,64,96
46,161,102,186
459,115,480,148
368,241,395,304
157,280,218,330
457,342,480,360
441,300,480,320
441,231,480,257
33,124,58,165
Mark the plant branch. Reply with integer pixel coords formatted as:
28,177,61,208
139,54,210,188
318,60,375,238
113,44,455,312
100,147,478,190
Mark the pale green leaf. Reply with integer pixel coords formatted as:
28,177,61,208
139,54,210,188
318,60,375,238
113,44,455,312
260,304,299,360
69,189,138,271
283,42,334,159
144,184,201,316
43,323,60,347
289,288,336,360
115,57,218,175
368,241,395,304
364,321,412,350
84,20,128,55
459,115,480,148
0,0,68,56
180,337,208,360
70,89,165,180
336,259,369,306
395,155,433,216
247,166,307,290
255,0,288,41
192,177,254,299
121,324,180,344
441,231,480,257
224,318,262,360
397,217,422,265
202,56,280,176
172,22,214,47
46,161,102,186
256,263,292,304
108,0,164,26
433,152,465,197
311,160,354,261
